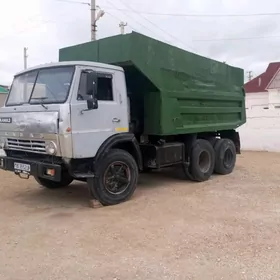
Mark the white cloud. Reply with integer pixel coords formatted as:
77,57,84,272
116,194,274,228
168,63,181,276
0,0,280,84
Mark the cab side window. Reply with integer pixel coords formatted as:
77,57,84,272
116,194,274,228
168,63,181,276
97,74,113,101
77,72,113,101
77,72,87,100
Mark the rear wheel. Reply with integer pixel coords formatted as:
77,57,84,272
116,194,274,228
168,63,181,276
214,139,236,175
187,139,215,182
34,172,73,189
89,149,138,206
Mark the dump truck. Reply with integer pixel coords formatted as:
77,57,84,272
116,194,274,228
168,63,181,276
0,32,245,206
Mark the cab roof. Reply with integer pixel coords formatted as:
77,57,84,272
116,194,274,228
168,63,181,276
15,61,124,76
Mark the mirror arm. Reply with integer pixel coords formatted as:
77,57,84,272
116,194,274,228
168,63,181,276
82,95,94,101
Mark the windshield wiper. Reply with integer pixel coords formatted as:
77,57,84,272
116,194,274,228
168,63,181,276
30,97,48,110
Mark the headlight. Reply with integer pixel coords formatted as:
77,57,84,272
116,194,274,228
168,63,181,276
46,141,57,155
0,138,6,149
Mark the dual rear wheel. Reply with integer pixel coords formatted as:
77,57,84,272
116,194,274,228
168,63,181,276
184,138,236,182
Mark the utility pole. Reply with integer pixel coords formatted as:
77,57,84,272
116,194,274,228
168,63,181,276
247,71,253,81
23,47,28,70
91,0,96,40
90,1,105,41
119,22,127,35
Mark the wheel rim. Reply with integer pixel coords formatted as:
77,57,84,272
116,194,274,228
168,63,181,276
103,161,131,195
199,151,211,173
223,149,233,168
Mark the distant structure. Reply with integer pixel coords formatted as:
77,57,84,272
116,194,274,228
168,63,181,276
0,85,9,91
246,71,253,81
244,62,280,110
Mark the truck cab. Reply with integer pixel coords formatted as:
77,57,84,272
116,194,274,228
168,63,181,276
0,62,143,204
0,61,129,158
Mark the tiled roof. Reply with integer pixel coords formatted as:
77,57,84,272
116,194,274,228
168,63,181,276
244,62,280,93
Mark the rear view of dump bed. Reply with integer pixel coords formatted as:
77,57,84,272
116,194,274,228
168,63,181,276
59,32,245,136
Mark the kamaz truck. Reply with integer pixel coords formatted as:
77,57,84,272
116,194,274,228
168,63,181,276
0,32,246,206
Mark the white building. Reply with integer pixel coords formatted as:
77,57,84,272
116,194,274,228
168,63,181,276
240,62,280,152
244,62,280,109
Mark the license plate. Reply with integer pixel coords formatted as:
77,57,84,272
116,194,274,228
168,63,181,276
14,162,31,173
0,149,6,157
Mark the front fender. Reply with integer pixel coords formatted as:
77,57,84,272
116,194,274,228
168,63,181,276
94,133,143,170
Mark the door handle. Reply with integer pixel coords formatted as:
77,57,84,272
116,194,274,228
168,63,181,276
112,118,121,123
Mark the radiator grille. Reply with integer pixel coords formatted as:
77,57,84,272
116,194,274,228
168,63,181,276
7,138,46,154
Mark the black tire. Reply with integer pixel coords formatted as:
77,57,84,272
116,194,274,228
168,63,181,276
214,139,236,175
34,172,73,189
190,139,215,182
90,149,138,206
207,137,218,148
183,164,195,181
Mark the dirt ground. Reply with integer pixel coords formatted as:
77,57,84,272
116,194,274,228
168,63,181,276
0,152,280,280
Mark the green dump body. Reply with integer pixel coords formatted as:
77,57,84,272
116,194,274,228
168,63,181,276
59,32,246,136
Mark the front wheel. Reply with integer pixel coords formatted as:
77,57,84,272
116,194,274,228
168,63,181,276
34,172,73,189
89,149,138,206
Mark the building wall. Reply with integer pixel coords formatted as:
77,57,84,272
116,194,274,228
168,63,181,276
246,90,280,110
268,89,280,108
0,94,7,107
245,92,268,109
238,108,280,152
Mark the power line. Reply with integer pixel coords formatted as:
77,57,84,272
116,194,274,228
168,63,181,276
55,0,90,5
98,6,280,18
0,14,54,42
115,0,195,51
0,12,68,42
53,0,280,19
106,11,124,23
117,0,172,41
193,34,280,42
106,0,164,41
0,20,55,42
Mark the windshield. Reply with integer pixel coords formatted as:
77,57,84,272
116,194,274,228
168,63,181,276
6,66,75,106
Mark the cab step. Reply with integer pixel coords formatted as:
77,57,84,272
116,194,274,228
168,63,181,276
72,172,95,179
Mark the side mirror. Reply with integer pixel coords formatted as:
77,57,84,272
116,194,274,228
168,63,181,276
87,98,98,110
83,70,98,110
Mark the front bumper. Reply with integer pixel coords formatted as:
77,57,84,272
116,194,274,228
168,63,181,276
0,156,62,182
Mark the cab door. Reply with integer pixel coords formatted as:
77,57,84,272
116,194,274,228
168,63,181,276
70,66,128,158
